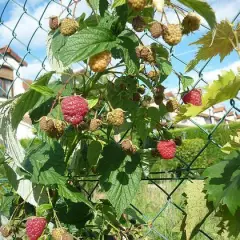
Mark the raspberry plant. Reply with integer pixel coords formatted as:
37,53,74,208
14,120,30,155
0,0,240,239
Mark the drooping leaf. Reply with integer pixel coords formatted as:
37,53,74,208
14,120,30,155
203,151,240,215
186,21,238,72
0,101,48,207
175,71,240,123
177,0,216,29
11,72,54,129
58,184,93,208
59,27,118,66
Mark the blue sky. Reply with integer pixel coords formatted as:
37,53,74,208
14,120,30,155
0,0,239,107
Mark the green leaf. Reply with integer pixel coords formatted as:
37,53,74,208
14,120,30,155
151,43,169,59
36,204,52,217
180,76,194,91
177,0,216,29
99,0,109,16
112,0,126,8
156,57,172,82
23,141,66,185
203,151,240,215
175,71,240,123
117,34,140,75
137,73,152,89
87,0,99,10
47,32,66,72
87,140,102,166
30,85,54,96
87,98,99,109
12,72,54,129
0,195,15,217
100,151,142,218
59,27,118,66
186,21,237,72
29,98,55,124
58,184,93,208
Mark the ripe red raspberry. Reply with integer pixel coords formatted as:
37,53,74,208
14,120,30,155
26,217,47,240
157,140,176,159
61,96,89,125
182,89,202,106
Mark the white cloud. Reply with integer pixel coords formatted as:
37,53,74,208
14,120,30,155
187,60,240,86
209,0,240,22
20,61,50,80
202,60,240,83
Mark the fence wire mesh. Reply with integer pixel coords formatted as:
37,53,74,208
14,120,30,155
0,0,240,239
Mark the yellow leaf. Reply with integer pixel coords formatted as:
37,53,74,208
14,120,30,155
186,21,239,72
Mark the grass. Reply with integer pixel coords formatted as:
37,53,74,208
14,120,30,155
131,180,239,240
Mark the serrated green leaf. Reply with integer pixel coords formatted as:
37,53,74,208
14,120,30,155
87,98,99,109
23,141,66,185
59,27,118,66
58,184,93,208
186,21,237,72
175,71,240,123
203,151,240,215
100,148,142,218
177,0,216,29
30,85,54,96
87,140,102,166
11,72,54,129
180,76,194,91
112,0,126,8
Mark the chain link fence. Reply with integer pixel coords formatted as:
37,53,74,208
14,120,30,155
0,0,240,239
